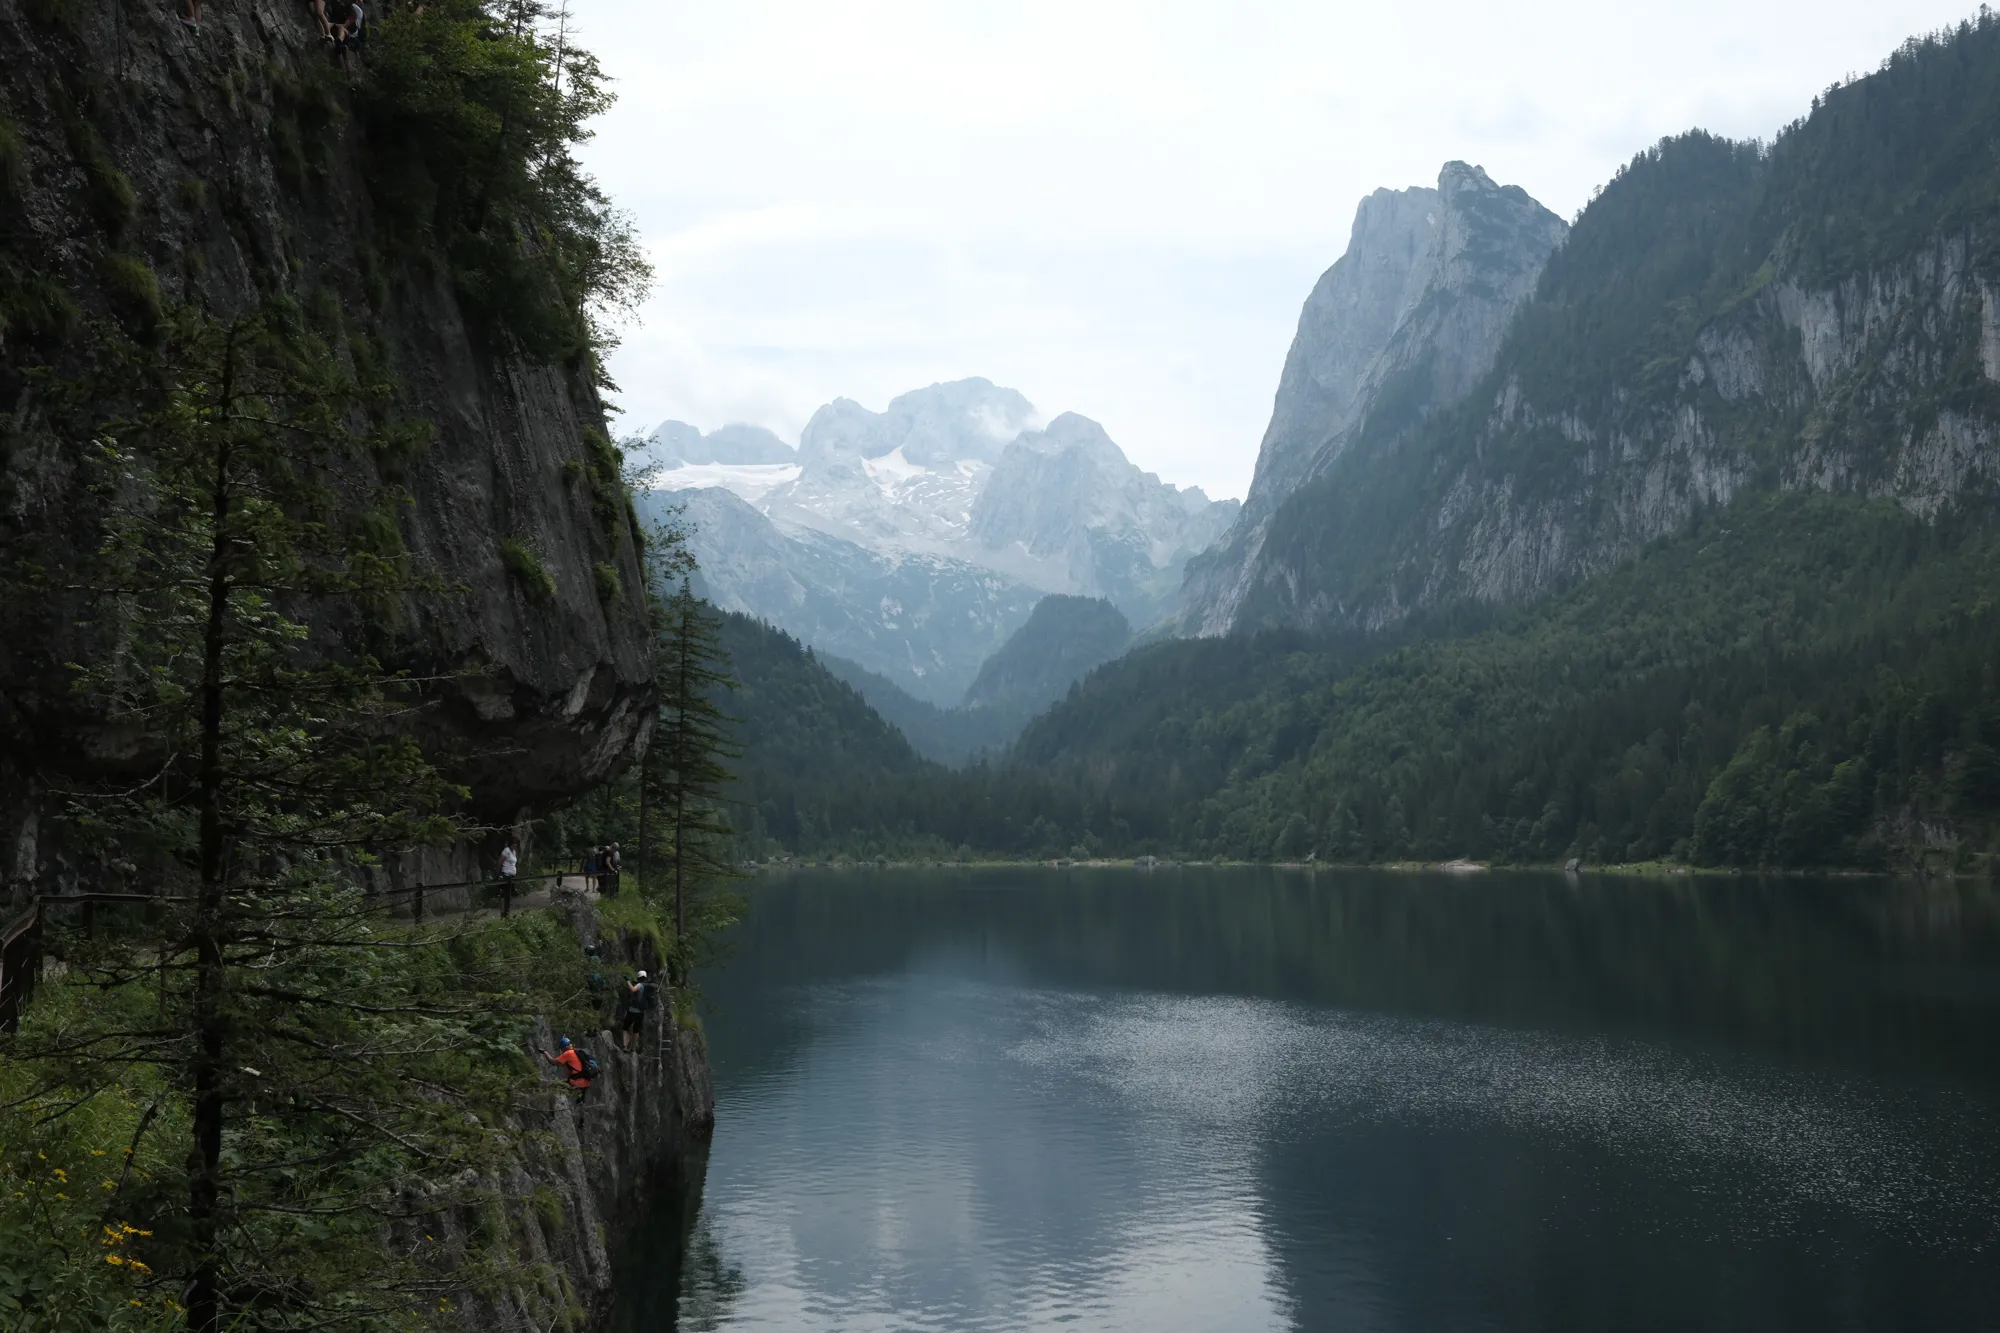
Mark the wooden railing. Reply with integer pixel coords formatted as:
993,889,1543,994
0,902,43,1034
0,871,597,1032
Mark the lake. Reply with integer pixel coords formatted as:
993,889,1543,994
609,867,2000,1331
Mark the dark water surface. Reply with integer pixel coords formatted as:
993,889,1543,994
611,868,2000,1332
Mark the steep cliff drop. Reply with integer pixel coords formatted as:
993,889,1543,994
1193,25,2000,636
0,0,707,1322
460,897,716,1333
1,5,652,879
1176,162,1568,636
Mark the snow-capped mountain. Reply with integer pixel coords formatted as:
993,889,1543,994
640,379,1237,704
640,488,1041,705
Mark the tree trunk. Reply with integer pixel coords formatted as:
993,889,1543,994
188,404,235,1333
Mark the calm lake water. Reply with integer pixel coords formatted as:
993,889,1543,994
610,868,2000,1332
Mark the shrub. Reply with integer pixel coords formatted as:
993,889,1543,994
500,538,556,602
98,252,160,339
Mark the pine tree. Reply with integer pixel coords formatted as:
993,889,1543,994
633,521,739,978
0,303,568,1331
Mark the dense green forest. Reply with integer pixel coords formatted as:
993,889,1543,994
669,17,2000,874
1237,15,2000,632
694,492,1999,872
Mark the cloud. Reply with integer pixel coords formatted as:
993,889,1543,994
581,0,1979,498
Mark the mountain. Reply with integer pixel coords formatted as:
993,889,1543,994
814,655,1022,767
968,416,1237,622
1217,21,2000,634
961,595,1131,716
642,488,1041,705
682,17,2000,873
651,379,1236,697
1179,161,1568,635
1013,489,2000,866
648,421,797,466
798,595,1132,767
706,611,940,856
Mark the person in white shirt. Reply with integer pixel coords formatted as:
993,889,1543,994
498,840,519,916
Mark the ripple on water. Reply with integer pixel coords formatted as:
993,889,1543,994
1010,989,2000,1254
676,974,1997,1331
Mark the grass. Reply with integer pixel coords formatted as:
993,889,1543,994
500,538,557,602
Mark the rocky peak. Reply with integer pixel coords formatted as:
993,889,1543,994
1177,161,1567,635
797,378,1038,470
968,412,1239,622
647,420,795,467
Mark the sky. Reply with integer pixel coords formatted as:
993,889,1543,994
576,1,1979,500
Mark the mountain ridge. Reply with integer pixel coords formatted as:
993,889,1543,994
651,378,1235,696
1224,21,2000,634
1178,161,1568,636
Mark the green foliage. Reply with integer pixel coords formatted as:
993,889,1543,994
639,568,742,958
0,263,78,350
0,301,595,1331
582,430,626,543
693,494,2000,870
500,537,557,601
96,253,160,339
57,103,136,243
593,560,622,604
357,0,651,364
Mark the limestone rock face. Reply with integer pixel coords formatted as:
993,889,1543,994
1178,162,1568,635
1218,120,2000,636
0,0,654,866
441,898,714,1333
968,413,1238,625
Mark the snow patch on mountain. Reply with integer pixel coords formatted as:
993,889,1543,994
643,377,1237,702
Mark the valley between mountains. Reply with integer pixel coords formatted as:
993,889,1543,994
637,16,2000,873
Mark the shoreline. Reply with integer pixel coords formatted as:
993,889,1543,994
730,856,1989,881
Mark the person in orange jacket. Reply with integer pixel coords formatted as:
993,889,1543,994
542,1036,593,1100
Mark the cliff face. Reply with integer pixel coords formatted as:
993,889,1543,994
1177,162,1567,636
444,901,715,1333
0,0,654,871
967,412,1238,626
1222,22,2000,633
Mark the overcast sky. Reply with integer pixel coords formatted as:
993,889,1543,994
577,1,1976,499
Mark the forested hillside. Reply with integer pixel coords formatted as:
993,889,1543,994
702,490,1998,870
675,19,2000,873
1233,15,2000,631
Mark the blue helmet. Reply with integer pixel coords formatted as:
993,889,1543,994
559,1037,573,1048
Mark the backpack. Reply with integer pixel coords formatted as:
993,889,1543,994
578,1052,599,1081
641,981,658,1011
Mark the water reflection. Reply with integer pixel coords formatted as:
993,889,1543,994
611,869,2000,1331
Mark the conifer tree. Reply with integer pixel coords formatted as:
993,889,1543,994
633,522,739,975
0,303,569,1331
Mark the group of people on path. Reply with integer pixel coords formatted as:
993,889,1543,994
541,965,659,1101
492,836,619,909
583,842,621,897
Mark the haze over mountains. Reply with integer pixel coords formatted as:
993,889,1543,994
643,379,1235,704
688,15,2000,871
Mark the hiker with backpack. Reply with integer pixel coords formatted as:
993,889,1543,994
620,970,656,1052
542,1036,597,1101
